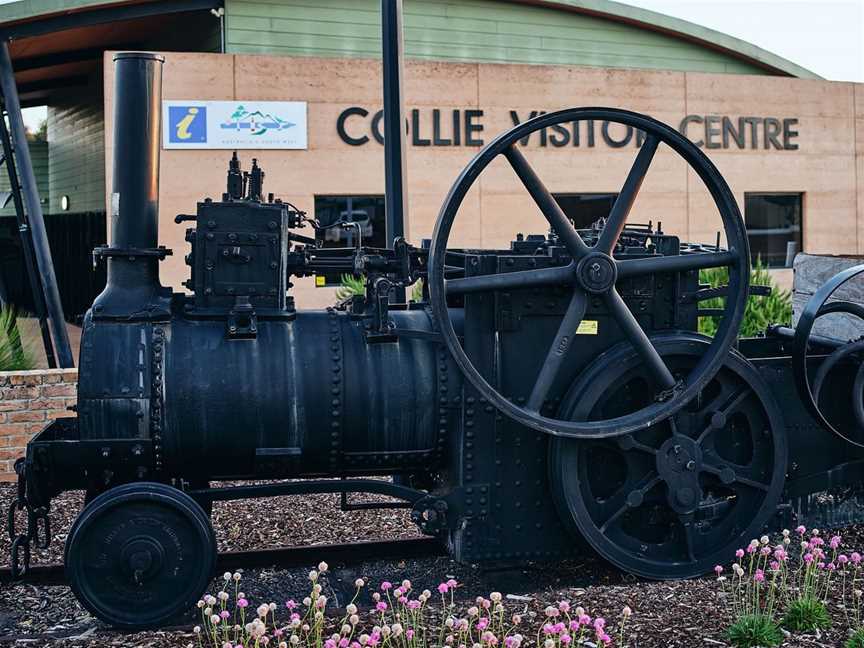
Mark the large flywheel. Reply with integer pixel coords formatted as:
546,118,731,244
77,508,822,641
428,108,750,438
549,334,786,579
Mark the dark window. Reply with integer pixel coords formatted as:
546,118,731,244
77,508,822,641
553,193,618,229
744,193,802,268
314,195,386,249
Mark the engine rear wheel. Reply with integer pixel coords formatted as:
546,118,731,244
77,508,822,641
550,334,786,579
65,482,216,629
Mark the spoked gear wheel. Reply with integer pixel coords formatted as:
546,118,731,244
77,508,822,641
65,482,216,629
550,334,786,579
428,107,749,438
793,263,864,445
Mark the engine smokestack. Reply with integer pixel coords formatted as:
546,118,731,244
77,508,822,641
93,52,170,318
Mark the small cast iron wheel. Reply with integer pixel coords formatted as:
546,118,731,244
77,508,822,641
428,107,750,438
65,482,216,629
793,265,864,447
549,334,786,579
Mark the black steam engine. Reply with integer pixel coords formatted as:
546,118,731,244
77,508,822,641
9,20,864,632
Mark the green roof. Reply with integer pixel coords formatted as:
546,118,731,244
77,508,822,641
0,0,820,79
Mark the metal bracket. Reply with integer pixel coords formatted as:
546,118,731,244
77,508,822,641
227,299,258,339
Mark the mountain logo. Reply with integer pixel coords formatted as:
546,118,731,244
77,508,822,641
220,105,296,136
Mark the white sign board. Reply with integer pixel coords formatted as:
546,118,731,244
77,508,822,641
162,100,307,149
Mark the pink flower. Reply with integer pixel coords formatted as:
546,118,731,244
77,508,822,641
593,618,606,630
381,581,393,591
569,620,580,631
220,610,230,619
438,583,449,594
406,630,415,640
399,596,408,605
714,565,723,576
796,525,807,535
754,569,765,583
760,546,771,556
831,536,842,549
828,563,837,571
285,600,297,610
394,588,404,597
804,553,814,564
447,579,458,588
543,624,554,635
770,561,780,571
560,636,571,645
579,615,591,626
840,555,849,564
376,602,388,612
735,549,745,559
852,552,862,565
237,598,248,608
339,640,349,648
477,619,489,631
408,600,421,610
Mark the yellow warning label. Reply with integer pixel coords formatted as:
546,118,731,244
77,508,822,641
575,320,598,335
315,275,326,287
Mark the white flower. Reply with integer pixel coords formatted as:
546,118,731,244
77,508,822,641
512,615,522,625
359,634,370,646
309,570,319,581
355,578,365,588
204,607,212,616
270,602,277,611
233,572,242,582
319,561,329,573
315,611,323,622
490,592,502,602
468,606,479,617
391,623,403,636
575,607,585,617
422,589,431,598
350,614,359,626
280,643,288,648
749,539,759,549
760,535,769,545
402,579,412,589
813,529,820,536
622,606,632,618
196,600,205,609
341,624,352,634
445,617,455,628
218,591,229,602
544,641,555,648
782,529,790,537
316,595,327,608
193,626,201,634
347,604,358,615
381,626,391,637
303,597,312,607
372,592,381,601
258,604,270,618
210,614,220,625
223,572,232,581
290,636,300,645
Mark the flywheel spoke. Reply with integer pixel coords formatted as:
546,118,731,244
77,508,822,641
599,473,662,533
701,455,770,492
526,290,588,411
445,264,573,295
596,135,659,254
604,289,676,390
617,250,738,279
503,144,589,259
695,386,750,444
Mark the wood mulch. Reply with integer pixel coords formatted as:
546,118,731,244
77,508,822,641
1,483,862,647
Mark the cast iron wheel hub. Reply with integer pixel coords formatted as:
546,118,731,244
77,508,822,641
576,253,617,294
549,334,786,580
120,536,165,584
65,482,216,630
656,436,703,514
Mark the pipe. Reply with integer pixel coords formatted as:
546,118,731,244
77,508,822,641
93,52,168,318
381,0,408,302
0,41,73,367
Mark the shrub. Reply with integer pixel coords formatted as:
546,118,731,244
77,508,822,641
847,628,864,648
335,274,366,302
725,614,783,648
782,597,830,632
698,258,792,337
0,306,34,371
188,564,634,648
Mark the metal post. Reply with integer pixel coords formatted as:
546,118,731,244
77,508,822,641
0,41,73,367
381,0,409,302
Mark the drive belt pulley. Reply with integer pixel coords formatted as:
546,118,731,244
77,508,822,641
428,107,750,438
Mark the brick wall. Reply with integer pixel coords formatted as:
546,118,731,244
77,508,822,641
0,369,77,482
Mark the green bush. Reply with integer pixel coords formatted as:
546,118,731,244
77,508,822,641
726,614,783,648
846,628,864,648
0,306,34,371
782,597,831,632
334,274,365,302
698,258,792,338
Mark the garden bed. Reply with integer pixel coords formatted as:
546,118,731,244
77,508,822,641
1,482,863,647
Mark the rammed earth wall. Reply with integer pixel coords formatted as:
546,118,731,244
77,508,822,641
0,369,77,481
